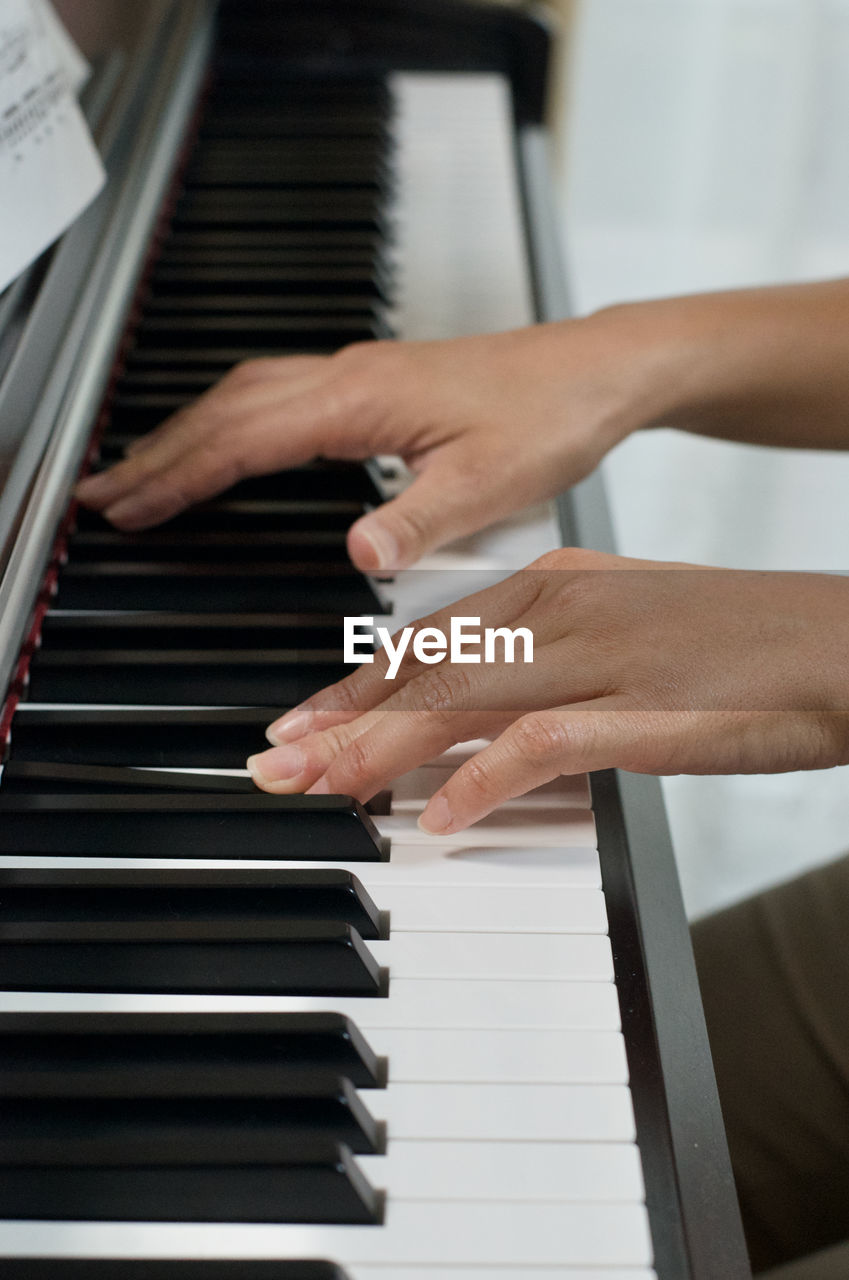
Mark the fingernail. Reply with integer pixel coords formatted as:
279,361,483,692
418,794,454,835
352,521,399,572
247,745,305,784
266,707,313,745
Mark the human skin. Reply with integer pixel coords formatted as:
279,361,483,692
75,280,849,828
247,551,849,834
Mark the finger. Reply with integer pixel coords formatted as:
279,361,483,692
418,697,648,834
266,570,545,744
249,706,505,800
76,378,348,530
346,440,534,572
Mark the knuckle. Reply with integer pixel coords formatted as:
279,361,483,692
317,675,364,719
325,729,376,788
513,712,570,764
415,668,473,720
457,753,502,804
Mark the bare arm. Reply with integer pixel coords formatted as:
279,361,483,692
76,278,849,568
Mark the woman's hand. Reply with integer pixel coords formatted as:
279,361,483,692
246,549,849,834
74,318,669,571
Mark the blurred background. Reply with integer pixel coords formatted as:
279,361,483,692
537,0,849,918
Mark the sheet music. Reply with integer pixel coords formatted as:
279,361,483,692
0,0,104,295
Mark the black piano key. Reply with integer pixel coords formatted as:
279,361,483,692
142,292,384,314
184,168,389,191
156,245,388,267
0,867,382,940
2,1143,382,1225
0,1261,352,1279
7,708,279,768
52,562,384,613
0,793,386,859
0,761,259,793
0,1009,385,1090
25,649,351,705
1,1076,382,1159
126,343,339,368
0,919,383,996
73,499,365,533
39,609,349,648
65,525,350,559
164,228,385,252
134,314,387,349
199,115,389,140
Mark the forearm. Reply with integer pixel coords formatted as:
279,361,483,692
586,279,849,450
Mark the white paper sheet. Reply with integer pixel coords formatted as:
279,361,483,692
0,0,105,294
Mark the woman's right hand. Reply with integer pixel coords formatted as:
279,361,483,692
75,314,669,571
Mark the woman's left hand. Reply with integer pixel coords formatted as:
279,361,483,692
246,549,849,836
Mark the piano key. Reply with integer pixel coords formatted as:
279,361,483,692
73,499,365,532
163,228,386,253
367,1029,627,1084
161,980,620,1032
62,530,349,562
0,762,261,793
86,458,384,503
372,884,607,933
38,610,348,649
0,865,384,931
25,649,351,706
149,266,388,297
0,919,384,997
25,1202,648,1267
390,765,591,810
367,931,614,981
355,1139,644,1202
142,294,384,318
379,807,596,848
1,1079,383,1159
7,707,276,769
362,841,601,888
0,794,386,860
0,867,382,938
351,1272,655,1280
63,529,348,565
0,1264,352,1280
52,562,384,614
135,315,387,349
2,1143,383,1225
0,1011,385,1090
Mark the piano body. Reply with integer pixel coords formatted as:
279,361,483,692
0,1,749,1276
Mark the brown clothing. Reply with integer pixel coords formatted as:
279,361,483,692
692,855,849,1276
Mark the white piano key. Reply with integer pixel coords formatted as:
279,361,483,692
371,840,601,888
381,883,608,933
2,1200,652,1266
391,766,591,810
369,1028,629,1084
351,1270,656,1280
379,807,596,847
100,981,617,1031
356,1139,645,1201
368,931,615,980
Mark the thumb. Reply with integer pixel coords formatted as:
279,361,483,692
346,451,508,571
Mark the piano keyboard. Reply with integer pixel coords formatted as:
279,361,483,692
0,4,749,1277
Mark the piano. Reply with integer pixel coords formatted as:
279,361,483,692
0,1,749,1276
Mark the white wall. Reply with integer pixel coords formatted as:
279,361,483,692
559,0,849,916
